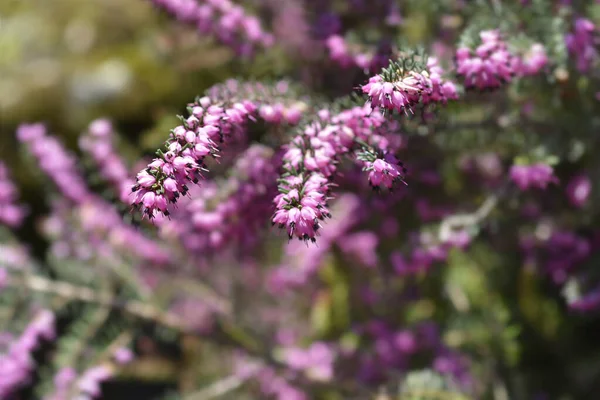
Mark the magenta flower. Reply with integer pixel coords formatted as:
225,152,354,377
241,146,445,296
509,163,558,191
566,174,591,207
273,173,331,241
364,153,407,190
149,0,273,56
79,119,134,203
566,18,598,73
281,342,335,382
77,365,113,398
362,71,431,114
516,43,548,76
17,124,91,204
456,30,517,90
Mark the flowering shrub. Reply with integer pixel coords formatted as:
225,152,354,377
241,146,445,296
2,0,600,399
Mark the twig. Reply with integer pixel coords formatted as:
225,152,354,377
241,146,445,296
438,194,499,243
13,274,357,395
18,274,188,331
184,375,249,400
13,274,282,374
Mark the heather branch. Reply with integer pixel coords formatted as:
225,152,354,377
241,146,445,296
13,274,286,377
183,375,249,400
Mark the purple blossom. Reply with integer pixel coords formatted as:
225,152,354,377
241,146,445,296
0,310,55,398
456,30,517,90
510,163,558,191
566,18,598,73
79,119,134,203
566,174,591,207
149,0,273,56
17,123,91,203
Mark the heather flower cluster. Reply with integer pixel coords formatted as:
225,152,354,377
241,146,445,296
273,105,407,241
149,0,273,56
456,30,518,90
130,81,305,219
566,18,598,72
17,124,90,203
79,119,134,203
0,310,55,398
362,55,458,115
509,162,558,191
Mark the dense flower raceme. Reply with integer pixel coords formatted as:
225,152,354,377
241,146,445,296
281,342,336,382
456,30,518,91
509,162,558,191
268,193,363,291
130,82,306,219
361,56,458,115
272,105,408,241
0,161,27,227
206,79,308,125
514,43,549,76
566,18,598,73
148,0,273,56
79,119,134,203
0,310,55,398
521,228,600,313
522,229,592,285
349,321,473,389
17,124,91,204
456,30,549,90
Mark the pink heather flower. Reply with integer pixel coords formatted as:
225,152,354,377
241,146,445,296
421,57,459,104
0,267,8,291
516,43,548,76
325,35,354,68
54,367,77,388
149,0,272,56
113,347,134,365
510,163,558,191
282,342,335,382
0,310,56,398
566,174,591,207
338,231,379,268
78,365,113,398
273,173,331,242
456,30,517,90
80,119,134,203
17,124,91,204
362,72,432,114
394,330,418,354
365,154,407,190
566,18,598,73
